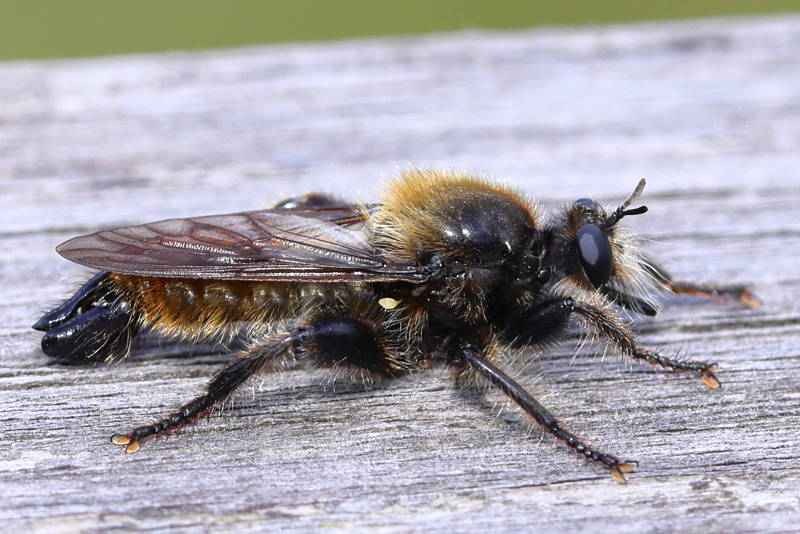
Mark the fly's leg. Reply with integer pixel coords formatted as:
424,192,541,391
501,297,720,388
271,193,378,225
111,335,292,453
644,257,761,308
601,286,658,316
667,280,761,308
573,299,721,388
112,305,403,452
33,271,138,364
457,343,638,483
272,192,352,210
293,312,405,380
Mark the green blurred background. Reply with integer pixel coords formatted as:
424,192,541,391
1,0,799,61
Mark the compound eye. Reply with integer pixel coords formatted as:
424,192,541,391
573,198,599,211
576,224,613,287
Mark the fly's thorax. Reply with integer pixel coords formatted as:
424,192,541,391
370,169,539,321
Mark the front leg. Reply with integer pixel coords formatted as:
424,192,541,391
644,256,761,308
456,343,638,482
501,297,720,388
570,299,720,389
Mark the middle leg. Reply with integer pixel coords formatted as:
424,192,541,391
457,343,638,482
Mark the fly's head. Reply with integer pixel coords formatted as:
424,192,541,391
544,179,662,314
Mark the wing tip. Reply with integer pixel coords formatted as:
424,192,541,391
55,236,76,259
55,234,108,270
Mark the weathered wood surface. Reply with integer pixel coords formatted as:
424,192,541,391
2,15,800,533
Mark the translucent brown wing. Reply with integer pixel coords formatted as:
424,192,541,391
56,210,425,282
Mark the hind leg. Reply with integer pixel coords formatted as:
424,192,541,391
111,302,404,452
34,271,138,364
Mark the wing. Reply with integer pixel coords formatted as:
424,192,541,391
56,209,426,282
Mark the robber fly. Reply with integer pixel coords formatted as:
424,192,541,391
33,169,759,482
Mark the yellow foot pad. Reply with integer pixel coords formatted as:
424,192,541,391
111,434,141,453
611,461,639,483
738,288,762,308
700,366,721,389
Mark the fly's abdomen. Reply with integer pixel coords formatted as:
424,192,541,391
110,274,310,341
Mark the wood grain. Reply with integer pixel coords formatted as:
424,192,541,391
2,15,800,533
